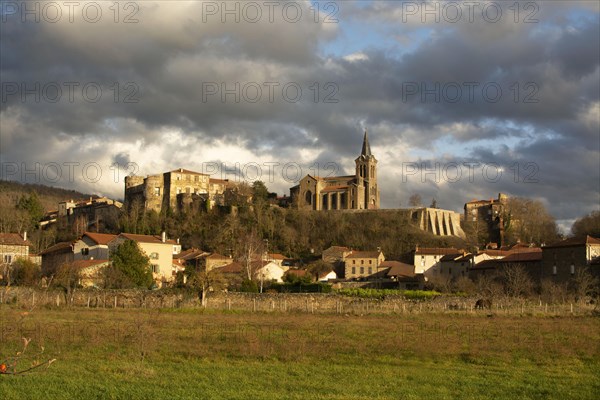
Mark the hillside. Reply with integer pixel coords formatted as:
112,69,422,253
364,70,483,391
0,180,95,212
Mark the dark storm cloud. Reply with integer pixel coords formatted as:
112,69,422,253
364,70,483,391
1,0,598,228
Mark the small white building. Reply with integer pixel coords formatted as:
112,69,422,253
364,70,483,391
73,232,117,261
255,261,285,283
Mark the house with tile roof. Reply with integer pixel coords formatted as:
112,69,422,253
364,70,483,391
541,235,600,282
413,246,462,278
109,232,179,285
344,250,385,279
0,232,32,282
41,241,75,277
73,232,117,261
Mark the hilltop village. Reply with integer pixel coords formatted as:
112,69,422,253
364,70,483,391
0,133,598,296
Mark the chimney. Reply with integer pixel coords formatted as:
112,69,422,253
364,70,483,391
161,232,166,243
23,231,27,241
177,238,180,244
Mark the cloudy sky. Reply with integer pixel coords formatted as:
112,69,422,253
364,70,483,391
1,0,598,232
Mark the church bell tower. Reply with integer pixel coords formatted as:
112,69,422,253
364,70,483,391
355,130,380,209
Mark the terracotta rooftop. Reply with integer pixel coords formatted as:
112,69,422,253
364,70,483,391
119,233,177,245
217,262,243,273
325,246,351,252
286,269,308,277
40,241,73,255
0,233,31,247
82,232,117,245
381,261,415,278
346,250,382,259
544,235,600,248
268,253,286,260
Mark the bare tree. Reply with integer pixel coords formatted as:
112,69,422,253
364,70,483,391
408,194,422,207
475,274,503,300
499,263,534,298
540,279,569,304
52,262,82,306
570,267,599,303
188,267,226,307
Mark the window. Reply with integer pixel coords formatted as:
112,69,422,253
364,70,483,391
150,252,159,260
154,187,161,196
361,260,364,265
151,264,160,273
81,248,89,255
368,267,372,274
369,260,372,264
570,264,575,275
352,260,356,265
360,267,364,274
552,265,557,275
3,255,13,264
352,267,356,274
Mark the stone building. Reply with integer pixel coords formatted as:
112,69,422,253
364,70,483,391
0,233,32,282
344,250,385,279
463,193,508,246
124,168,230,213
413,247,461,279
541,236,600,282
290,131,380,210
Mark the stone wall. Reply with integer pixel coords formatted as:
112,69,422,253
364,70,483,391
0,287,594,316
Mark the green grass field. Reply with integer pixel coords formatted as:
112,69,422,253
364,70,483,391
1,307,598,399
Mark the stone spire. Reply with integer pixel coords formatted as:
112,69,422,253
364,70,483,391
361,130,372,157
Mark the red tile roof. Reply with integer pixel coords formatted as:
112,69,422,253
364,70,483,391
83,232,117,245
0,233,30,246
217,262,243,273
500,250,542,263
119,233,177,245
544,235,600,248
381,261,415,277
346,251,382,259
286,269,308,277
268,253,286,260
324,246,351,252
40,241,73,255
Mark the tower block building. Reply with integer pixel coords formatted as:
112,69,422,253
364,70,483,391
291,131,380,210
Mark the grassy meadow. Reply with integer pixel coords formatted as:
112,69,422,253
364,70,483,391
0,307,598,399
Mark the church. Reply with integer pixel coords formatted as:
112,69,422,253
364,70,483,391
290,131,380,210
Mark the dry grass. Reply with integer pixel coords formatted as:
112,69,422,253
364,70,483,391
0,307,599,399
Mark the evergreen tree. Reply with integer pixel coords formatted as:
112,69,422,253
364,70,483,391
108,240,153,288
